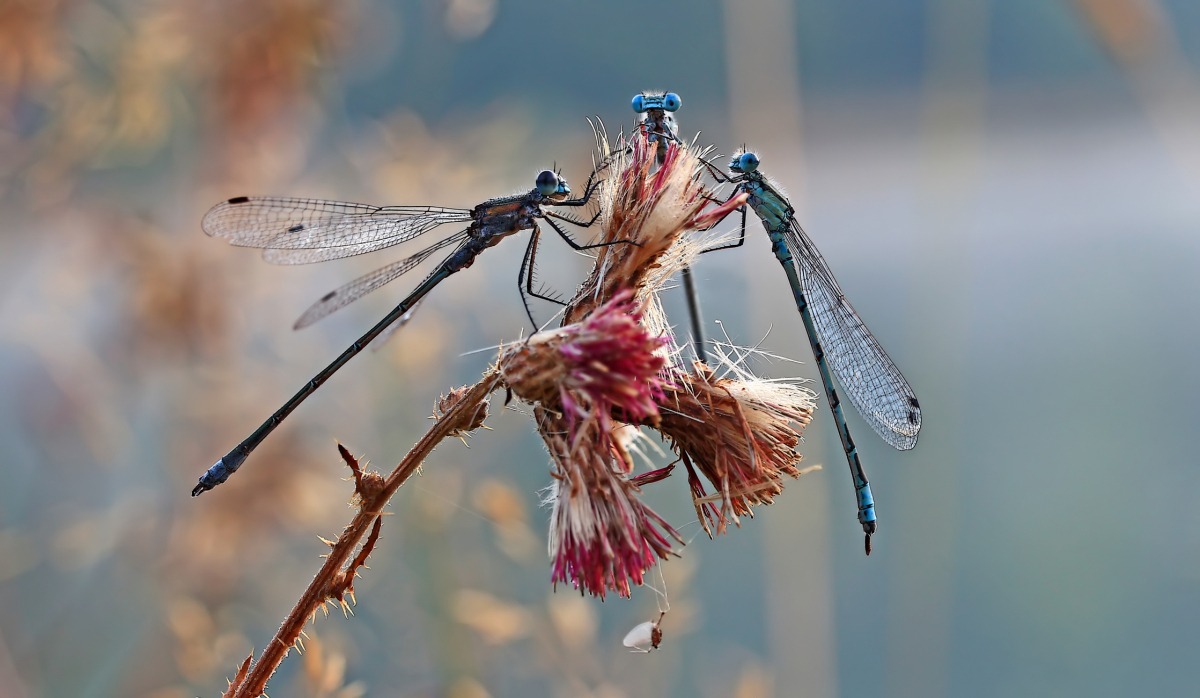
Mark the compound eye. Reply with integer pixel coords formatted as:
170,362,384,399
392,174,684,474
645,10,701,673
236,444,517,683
632,94,646,113
738,152,760,173
662,93,681,112
536,170,559,196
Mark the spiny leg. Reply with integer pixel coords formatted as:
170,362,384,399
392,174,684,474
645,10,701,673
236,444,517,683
558,153,619,208
698,156,737,184
683,198,748,363
676,168,745,363
524,227,566,304
541,214,640,252
545,208,601,229
517,226,568,333
699,203,748,252
517,227,547,331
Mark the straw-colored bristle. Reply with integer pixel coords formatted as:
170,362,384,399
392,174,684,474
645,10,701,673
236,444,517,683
658,359,817,535
566,138,709,324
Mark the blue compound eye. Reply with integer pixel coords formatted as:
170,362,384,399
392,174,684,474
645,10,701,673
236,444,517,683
632,94,646,113
663,93,681,112
738,152,760,173
536,170,559,196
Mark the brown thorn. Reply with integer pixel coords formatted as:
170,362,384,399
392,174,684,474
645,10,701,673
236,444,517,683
221,653,254,698
339,442,365,493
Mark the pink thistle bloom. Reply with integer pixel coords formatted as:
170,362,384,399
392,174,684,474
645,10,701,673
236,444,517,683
538,407,681,599
556,289,670,437
500,290,671,459
499,293,683,597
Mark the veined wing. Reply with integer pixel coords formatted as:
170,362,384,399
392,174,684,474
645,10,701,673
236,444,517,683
371,299,423,352
784,220,921,450
202,196,473,264
293,230,470,329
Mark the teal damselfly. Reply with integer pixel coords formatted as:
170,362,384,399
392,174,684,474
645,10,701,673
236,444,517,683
631,91,709,363
192,167,621,496
700,151,922,554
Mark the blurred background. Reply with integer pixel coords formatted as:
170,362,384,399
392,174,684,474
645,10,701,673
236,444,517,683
0,0,1197,696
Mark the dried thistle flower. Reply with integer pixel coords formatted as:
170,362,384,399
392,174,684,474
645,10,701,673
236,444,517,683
538,406,681,599
657,352,817,536
558,129,813,535
565,132,747,352
501,290,668,432
500,293,683,597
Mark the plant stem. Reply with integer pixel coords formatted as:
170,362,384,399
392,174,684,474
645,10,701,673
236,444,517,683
232,370,501,698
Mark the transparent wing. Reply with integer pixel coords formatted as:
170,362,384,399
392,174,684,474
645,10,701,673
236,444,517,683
294,231,470,329
370,299,423,352
202,196,473,263
784,221,921,450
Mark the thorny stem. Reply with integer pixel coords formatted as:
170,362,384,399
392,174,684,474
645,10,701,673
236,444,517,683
230,370,502,698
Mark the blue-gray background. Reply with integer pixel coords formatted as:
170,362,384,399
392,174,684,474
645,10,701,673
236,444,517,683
0,0,1197,696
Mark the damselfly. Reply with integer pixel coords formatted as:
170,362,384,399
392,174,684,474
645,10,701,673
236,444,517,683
631,91,709,363
192,166,621,496
700,151,922,554
631,91,681,165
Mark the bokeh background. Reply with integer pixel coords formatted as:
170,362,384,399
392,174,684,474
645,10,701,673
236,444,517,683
0,0,1198,696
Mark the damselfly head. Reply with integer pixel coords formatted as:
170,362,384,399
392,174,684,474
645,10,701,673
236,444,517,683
535,170,570,198
729,151,760,174
632,92,681,114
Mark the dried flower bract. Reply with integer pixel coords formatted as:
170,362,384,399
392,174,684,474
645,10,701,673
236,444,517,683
539,406,681,599
565,134,747,347
658,359,816,535
437,384,490,436
501,290,668,430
